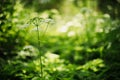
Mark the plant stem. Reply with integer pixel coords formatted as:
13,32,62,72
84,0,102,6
36,22,50,79
36,25,43,78
41,23,49,38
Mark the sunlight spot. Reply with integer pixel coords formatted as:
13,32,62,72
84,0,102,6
45,52,59,63
68,31,75,37
103,14,110,18
96,28,103,32
58,21,73,32
96,18,104,25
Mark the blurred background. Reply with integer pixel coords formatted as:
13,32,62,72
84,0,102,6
0,0,120,80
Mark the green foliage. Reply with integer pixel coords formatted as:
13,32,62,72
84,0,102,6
0,0,27,58
98,0,120,19
0,0,120,80
21,0,63,12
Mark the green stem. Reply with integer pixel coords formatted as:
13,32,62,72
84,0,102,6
36,25,43,78
41,23,49,38
36,22,49,79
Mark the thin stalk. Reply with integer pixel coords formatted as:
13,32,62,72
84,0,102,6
36,21,50,79
41,23,49,38
36,25,43,78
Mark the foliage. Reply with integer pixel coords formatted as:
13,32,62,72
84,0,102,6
20,0,63,12
0,0,27,58
98,0,120,19
0,0,120,80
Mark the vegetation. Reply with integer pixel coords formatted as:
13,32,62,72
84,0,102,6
0,0,120,80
